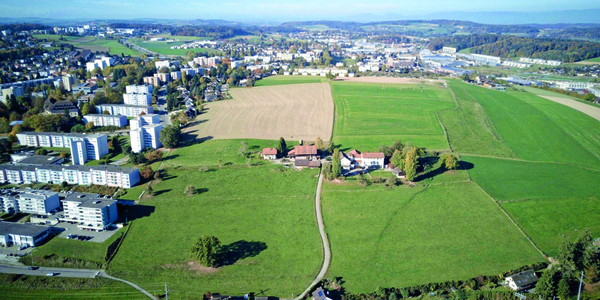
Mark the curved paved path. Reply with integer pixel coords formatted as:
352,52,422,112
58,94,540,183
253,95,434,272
296,172,330,300
102,273,157,299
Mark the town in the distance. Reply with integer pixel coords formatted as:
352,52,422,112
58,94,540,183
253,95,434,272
0,2,600,300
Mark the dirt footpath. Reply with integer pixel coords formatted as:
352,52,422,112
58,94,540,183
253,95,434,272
187,83,334,142
539,96,600,122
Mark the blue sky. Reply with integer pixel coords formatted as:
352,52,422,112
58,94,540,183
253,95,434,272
1,0,599,21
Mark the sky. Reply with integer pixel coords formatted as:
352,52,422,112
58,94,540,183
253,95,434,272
0,0,599,22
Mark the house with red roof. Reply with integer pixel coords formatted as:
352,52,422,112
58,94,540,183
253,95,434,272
341,149,385,170
262,148,278,160
287,145,318,160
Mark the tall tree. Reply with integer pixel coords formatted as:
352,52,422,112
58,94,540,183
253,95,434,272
536,269,557,300
159,125,181,148
557,277,570,300
190,236,221,268
277,137,287,156
390,149,404,169
404,148,419,181
332,149,341,178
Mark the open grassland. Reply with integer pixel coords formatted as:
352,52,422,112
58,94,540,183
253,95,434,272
109,140,322,298
187,83,334,142
502,196,600,257
33,34,141,56
321,181,543,293
133,40,221,56
254,75,327,87
442,80,600,259
331,81,453,151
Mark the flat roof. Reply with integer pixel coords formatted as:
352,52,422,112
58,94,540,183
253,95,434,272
63,192,117,208
16,132,106,139
0,221,51,237
16,155,62,166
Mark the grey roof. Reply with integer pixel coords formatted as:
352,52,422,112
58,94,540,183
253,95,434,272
312,288,327,300
16,132,106,139
16,155,62,166
63,192,117,208
0,163,137,174
0,221,51,237
508,270,539,287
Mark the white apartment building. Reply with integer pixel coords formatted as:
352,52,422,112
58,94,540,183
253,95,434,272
125,85,153,94
96,104,154,117
502,61,532,69
0,222,52,247
15,132,109,165
519,57,562,66
85,57,113,72
130,124,162,153
442,47,457,54
123,93,152,106
62,193,118,230
170,71,182,80
155,60,170,69
0,164,140,188
83,114,128,128
130,114,160,130
0,189,60,215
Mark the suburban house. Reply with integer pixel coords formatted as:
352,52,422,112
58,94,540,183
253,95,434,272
340,149,385,170
312,288,332,300
0,221,52,247
506,270,539,291
288,145,319,160
262,148,278,160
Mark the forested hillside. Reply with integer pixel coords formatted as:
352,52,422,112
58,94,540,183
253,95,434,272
429,34,600,62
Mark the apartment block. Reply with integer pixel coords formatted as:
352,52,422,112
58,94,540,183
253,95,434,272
0,189,60,215
96,104,154,117
62,193,118,230
83,114,128,128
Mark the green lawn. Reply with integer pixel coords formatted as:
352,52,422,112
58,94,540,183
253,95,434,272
254,75,327,87
321,181,544,293
134,40,221,56
502,196,600,257
34,34,141,56
331,81,454,151
108,140,322,298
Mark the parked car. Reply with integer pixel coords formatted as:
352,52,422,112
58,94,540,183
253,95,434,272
28,266,39,270
46,272,57,276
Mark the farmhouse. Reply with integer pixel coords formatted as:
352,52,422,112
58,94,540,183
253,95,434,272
262,148,278,160
506,270,539,291
288,145,319,160
341,149,385,170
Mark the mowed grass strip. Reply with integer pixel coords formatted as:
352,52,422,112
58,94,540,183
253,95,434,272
464,156,600,201
502,196,600,257
109,141,322,297
321,181,543,293
254,75,327,87
331,81,454,151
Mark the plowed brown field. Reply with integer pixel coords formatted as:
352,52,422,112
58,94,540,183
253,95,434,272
185,83,334,141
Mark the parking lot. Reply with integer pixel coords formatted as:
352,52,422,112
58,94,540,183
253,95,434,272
53,221,121,243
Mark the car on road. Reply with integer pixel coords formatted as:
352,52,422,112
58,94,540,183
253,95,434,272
27,266,39,270
46,272,57,276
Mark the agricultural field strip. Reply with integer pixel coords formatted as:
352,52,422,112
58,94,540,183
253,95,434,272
455,153,600,172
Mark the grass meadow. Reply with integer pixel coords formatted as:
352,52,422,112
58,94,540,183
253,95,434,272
321,181,544,293
133,41,221,56
108,140,322,298
331,81,454,152
33,34,141,56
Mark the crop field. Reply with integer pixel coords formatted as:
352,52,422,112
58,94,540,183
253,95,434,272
321,181,544,292
331,81,454,151
33,34,141,56
254,75,327,87
109,140,322,298
186,83,334,142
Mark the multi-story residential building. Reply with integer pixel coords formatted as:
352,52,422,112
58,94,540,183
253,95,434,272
1,86,25,102
170,71,181,81
155,60,170,69
62,74,76,92
123,93,152,106
130,114,160,130
15,132,108,165
0,222,52,247
155,73,170,84
96,104,154,117
143,76,159,86
125,85,152,94
0,164,140,188
0,189,60,215
130,124,162,153
83,114,128,128
61,193,118,230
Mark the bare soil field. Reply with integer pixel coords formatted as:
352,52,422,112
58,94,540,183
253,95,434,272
336,77,443,85
184,83,334,141
539,95,600,122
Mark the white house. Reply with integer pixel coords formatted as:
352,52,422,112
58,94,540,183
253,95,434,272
506,270,539,291
343,149,385,169
262,148,278,160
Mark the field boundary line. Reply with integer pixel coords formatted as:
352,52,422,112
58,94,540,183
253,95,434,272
296,172,330,300
435,111,453,152
458,153,600,172
472,182,548,260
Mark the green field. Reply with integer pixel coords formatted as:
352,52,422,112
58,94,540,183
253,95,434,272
322,181,544,292
254,75,327,87
331,81,454,151
133,40,221,56
33,34,141,56
108,140,322,298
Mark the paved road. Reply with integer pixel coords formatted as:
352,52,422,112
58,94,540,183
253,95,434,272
296,173,330,300
0,264,156,299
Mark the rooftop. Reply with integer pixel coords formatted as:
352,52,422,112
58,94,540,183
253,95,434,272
0,221,51,237
15,155,63,166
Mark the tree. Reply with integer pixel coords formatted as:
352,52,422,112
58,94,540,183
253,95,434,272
390,149,404,169
391,140,404,152
557,277,570,299
111,136,121,153
81,103,92,115
147,186,154,196
159,125,181,148
557,230,599,276
584,93,596,102
404,148,419,181
71,124,85,133
0,118,10,133
332,149,341,178
277,137,287,156
440,153,460,170
102,110,110,115
185,185,196,195
85,121,95,130
315,137,324,150
140,166,153,179
190,236,221,268
536,269,557,300
61,181,68,190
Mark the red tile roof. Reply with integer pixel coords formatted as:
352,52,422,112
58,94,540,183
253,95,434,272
293,145,317,155
262,147,277,155
361,152,385,158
